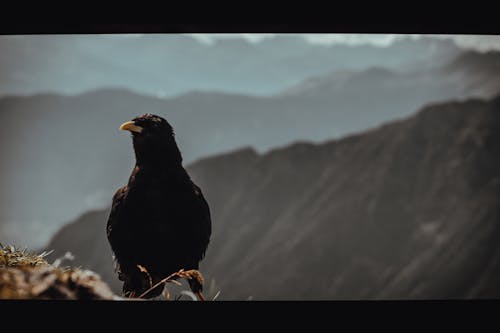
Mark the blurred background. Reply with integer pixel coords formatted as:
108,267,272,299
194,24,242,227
0,33,499,299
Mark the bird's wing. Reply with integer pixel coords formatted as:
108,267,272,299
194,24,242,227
192,183,212,260
106,186,127,242
106,186,131,280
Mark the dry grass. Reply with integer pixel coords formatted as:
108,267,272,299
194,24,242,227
0,244,217,301
0,244,117,300
0,243,51,268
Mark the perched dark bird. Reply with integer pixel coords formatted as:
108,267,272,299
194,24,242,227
106,114,211,299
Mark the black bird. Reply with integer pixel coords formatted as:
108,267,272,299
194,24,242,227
106,114,211,299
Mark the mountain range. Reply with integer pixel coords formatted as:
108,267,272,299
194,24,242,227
1,48,500,248
0,35,461,98
45,93,500,299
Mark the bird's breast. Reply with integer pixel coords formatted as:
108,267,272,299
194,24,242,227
124,182,198,224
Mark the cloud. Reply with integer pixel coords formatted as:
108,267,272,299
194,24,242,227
186,33,408,47
187,33,400,46
433,34,500,51
186,33,276,45
99,34,145,39
302,34,406,46
7,33,500,51
187,33,500,51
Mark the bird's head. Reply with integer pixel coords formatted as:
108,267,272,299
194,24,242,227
119,114,182,166
120,113,174,139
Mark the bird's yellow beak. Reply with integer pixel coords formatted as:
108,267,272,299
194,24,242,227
119,121,143,133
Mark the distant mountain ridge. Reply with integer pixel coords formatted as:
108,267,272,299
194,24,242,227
45,94,500,299
1,49,500,248
0,35,461,98
283,50,500,98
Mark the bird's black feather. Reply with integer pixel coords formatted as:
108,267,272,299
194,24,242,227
106,114,211,298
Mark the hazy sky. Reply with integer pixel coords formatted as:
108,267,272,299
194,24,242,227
186,33,500,51
5,33,500,51
1,32,499,98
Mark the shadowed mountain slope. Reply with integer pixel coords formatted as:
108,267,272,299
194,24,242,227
46,94,500,299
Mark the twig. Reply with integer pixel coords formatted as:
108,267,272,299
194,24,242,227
138,270,182,298
137,268,204,299
137,265,153,288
